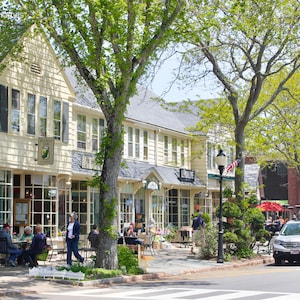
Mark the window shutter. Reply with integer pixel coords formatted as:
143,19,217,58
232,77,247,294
0,85,8,132
62,101,69,143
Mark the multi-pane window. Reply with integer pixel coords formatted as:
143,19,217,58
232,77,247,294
120,192,133,234
180,140,185,166
126,126,149,160
90,189,99,230
143,130,148,160
77,114,86,149
166,189,178,227
164,136,169,164
11,89,20,132
71,181,88,234
180,190,190,226
92,118,98,151
0,170,12,226
152,194,163,231
99,119,105,147
27,93,36,135
99,119,105,138
39,96,47,137
172,137,178,165
53,100,61,140
135,129,140,158
194,192,212,219
207,142,217,170
25,174,57,238
92,118,105,152
128,127,133,157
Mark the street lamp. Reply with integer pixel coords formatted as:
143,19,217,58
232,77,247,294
216,149,227,263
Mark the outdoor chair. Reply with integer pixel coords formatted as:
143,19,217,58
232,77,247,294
0,236,9,266
36,249,49,265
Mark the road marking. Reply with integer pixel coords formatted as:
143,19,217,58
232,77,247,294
43,287,300,299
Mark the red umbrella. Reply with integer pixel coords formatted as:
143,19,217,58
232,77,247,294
257,201,283,212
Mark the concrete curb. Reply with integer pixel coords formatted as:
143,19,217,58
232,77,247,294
0,256,274,296
77,256,274,286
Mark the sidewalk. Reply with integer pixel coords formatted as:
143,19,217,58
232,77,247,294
0,243,274,297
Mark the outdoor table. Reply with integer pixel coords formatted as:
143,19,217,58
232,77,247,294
13,240,30,250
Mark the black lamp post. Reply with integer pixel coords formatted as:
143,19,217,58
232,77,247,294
216,149,227,263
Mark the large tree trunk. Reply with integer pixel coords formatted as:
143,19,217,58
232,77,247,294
235,123,245,202
95,116,123,269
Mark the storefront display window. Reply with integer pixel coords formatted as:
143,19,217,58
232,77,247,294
71,180,88,234
0,170,13,226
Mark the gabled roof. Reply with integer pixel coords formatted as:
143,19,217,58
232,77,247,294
126,87,200,134
65,66,200,134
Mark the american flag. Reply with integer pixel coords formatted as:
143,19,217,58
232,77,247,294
225,159,241,173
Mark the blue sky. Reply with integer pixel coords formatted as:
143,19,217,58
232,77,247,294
147,55,221,102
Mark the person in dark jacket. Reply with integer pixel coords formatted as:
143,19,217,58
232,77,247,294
191,213,206,254
0,223,23,267
23,224,48,267
66,212,84,266
88,224,99,248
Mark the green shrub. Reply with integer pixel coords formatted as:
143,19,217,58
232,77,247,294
223,232,238,243
216,201,242,218
87,268,123,279
117,245,144,275
57,263,123,280
198,226,218,259
237,247,254,259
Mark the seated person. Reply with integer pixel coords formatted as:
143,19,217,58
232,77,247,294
87,224,99,248
265,216,273,231
125,223,143,246
0,223,23,267
126,223,137,237
23,224,48,267
20,226,34,243
273,216,283,232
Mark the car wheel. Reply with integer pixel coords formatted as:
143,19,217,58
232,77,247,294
274,258,282,265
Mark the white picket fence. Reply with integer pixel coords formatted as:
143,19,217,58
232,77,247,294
28,266,85,281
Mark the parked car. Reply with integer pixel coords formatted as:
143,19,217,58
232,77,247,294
273,220,300,265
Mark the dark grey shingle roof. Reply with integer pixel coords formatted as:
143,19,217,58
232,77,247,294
126,87,199,133
72,152,205,188
64,67,199,133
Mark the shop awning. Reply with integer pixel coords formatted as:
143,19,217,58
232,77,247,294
257,201,283,212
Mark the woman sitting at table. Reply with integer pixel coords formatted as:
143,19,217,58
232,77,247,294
23,224,48,267
125,223,143,246
20,226,34,243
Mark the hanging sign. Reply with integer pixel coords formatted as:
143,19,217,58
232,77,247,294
37,137,54,165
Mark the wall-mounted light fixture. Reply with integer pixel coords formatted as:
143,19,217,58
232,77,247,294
66,177,71,186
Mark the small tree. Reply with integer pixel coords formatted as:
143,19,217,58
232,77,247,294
216,193,265,259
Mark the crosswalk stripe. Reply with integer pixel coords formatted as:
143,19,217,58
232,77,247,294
43,287,299,299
